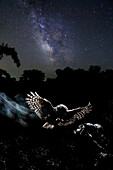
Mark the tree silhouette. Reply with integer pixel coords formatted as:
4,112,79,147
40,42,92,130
89,65,101,73
19,69,45,93
0,69,11,79
0,43,21,67
20,69,45,82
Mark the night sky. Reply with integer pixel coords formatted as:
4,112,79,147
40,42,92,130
0,0,113,79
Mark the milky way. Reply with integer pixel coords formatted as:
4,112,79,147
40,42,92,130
19,0,77,67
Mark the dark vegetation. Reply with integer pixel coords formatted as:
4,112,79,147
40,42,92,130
0,44,113,169
0,43,20,67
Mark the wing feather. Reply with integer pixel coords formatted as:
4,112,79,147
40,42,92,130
26,92,54,119
58,102,92,126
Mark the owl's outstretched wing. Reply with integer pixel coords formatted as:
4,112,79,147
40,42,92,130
26,92,54,120
57,102,92,126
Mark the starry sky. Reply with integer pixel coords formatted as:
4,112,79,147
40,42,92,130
0,0,113,79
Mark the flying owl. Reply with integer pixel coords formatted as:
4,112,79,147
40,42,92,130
26,92,92,129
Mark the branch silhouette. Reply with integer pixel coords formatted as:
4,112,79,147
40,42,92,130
0,43,21,67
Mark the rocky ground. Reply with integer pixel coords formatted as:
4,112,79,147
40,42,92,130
0,115,113,170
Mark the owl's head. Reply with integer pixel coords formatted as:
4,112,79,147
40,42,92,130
56,104,68,112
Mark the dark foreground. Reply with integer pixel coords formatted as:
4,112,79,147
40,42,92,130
0,115,113,170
